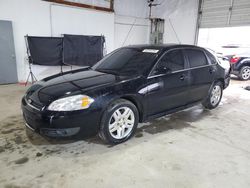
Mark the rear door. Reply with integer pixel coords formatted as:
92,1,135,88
184,48,216,103
145,49,191,116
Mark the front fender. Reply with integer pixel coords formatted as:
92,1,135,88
238,58,250,70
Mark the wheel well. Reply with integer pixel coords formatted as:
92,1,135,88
216,78,225,88
240,62,250,70
120,96,143,122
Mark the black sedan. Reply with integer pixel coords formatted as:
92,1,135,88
229,52,250,80
22,44,230,144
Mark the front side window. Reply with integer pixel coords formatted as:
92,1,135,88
152,49,185,75
185,49,208,68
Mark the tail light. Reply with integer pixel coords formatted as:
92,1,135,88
230,56,240,64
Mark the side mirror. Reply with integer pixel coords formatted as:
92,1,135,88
164,67,172,74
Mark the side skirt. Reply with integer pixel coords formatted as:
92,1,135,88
143,101,202,122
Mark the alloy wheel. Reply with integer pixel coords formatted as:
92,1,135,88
210,85,222,106
242,67,250,80
108,107,135,139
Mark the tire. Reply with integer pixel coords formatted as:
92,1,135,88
99,99,139,144
202,82,223,110
239,66,250,80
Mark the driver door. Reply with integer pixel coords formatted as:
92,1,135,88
145,49,191,117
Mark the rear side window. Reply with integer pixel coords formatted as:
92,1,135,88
206,51,217,64
153,49,184,75
186,49,208,68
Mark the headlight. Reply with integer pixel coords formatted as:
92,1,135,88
47,95,94,111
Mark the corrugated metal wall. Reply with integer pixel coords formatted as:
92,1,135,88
200,0,250,28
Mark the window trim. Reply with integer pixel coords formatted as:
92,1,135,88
148,64,214,79
147,47,218,79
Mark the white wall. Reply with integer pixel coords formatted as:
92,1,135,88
0,0,50,82
152,0,199,45
0,0,114,82
114,0,150,49
114,15,150,49
114,0,149,18
114,0,199,47
50,4,114,53
0,0,199,82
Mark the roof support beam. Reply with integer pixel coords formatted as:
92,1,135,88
43,0,114,13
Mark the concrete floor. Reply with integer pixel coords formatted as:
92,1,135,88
0,79,250,188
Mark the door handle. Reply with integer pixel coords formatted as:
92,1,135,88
179,75,185,81
209,68,216,74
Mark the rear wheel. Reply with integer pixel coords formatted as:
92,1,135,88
99,99,139,144
202,82,223,109
239,66,250,80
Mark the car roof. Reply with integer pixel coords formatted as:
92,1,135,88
126,44,205,51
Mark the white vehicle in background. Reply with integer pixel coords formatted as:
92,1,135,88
220,44,250,56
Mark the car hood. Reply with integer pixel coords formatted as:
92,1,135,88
26,68,121,105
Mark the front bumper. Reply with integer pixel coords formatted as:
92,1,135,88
21,97,101,138
25,122,81,137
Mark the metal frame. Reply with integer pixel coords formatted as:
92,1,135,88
194,0,204,45
24,35,37,86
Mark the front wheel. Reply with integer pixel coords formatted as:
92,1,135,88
99,99,139,144
202,82,223,109
239,66,250,80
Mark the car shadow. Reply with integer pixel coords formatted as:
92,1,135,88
24,128,107,146
0,105,213,157
135,104,211,136
25,104,211,146
230,76,240,81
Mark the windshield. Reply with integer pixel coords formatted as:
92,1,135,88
92,48,159,76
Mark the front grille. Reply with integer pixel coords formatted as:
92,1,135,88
40,127,81,137
40,129,59,137
25,96,43,111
